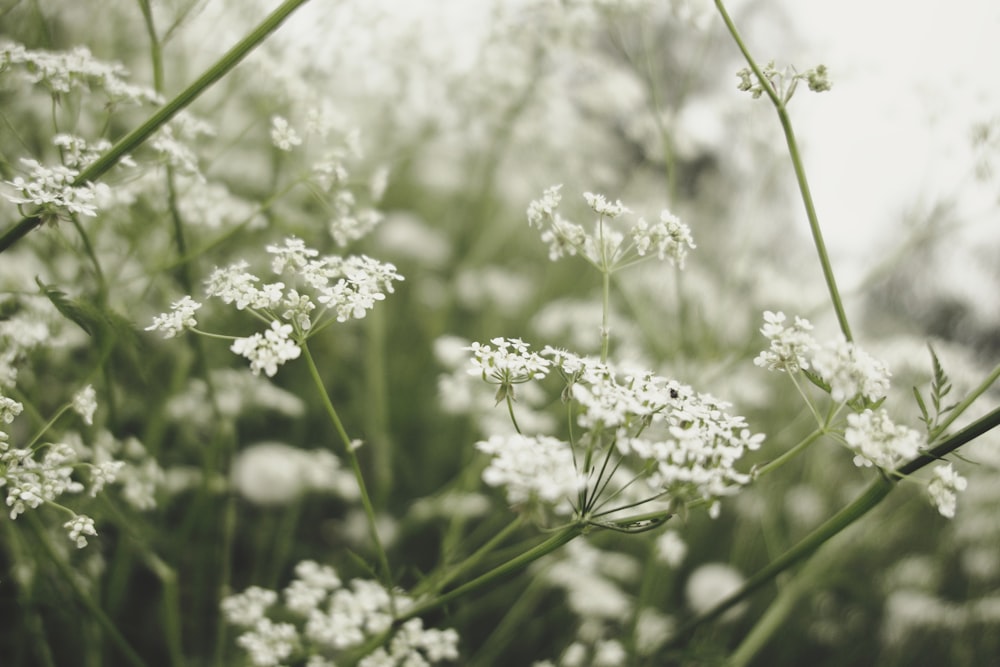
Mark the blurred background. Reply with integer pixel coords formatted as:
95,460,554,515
1,1,998,665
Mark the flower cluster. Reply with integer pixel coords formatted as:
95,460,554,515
466,337,552,404
147,237,403,377
476,434,585,514
926,462,968,519
0,40,162,105
526,186,695,269
3,157,106,221
465,341,763,519
755,311,891,404
221,560,460,666
736,61,831,102
844,408,923,470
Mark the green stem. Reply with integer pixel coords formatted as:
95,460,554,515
28,513,150,667
412,515,525,598
713,0,853,342
398,522,584,624
0,0,314,254
753,428,824,478
301,342,393,587
601,268,611,363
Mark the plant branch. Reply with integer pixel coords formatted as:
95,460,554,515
713,0,853,341
0,0,314,254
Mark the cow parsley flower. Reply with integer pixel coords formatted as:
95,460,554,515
71,384,97,425
755,311,892,403
222,565,461,665
466,337,551,403
230,321,301,377
63,514,98,549
146,296,202,338
926,463,967,518
270,115,302,151
753,310,817,372
844,409,923,469
527,186,695,271
3,158,105,220
476,434,585,513
0,395,23,423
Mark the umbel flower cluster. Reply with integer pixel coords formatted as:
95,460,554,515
147,237,404,377
0,386,132,548
466,339,764,522
222,560,459,667
754,311,967,517
527,186,695,269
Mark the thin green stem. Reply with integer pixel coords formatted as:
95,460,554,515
28,513,150,667
412,515,525,598
399,522,584,623
0,0,314,254
600,268,611,363
301,341,393,588
753,428,824,479
713,0,853,341
504,393,522,434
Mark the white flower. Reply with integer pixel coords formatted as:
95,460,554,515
466,337,551,397
3,158,102,219
844,409,923,469
221,586,278,627
270,115,302,151
71,384,98,425
812,338,892,403
685,563,746,620
926,463,967,518
0,395,23,424
655,530,687,567
753,310,817,373
476,434,585,513
632,210,696,267
63,514,97,548
230,321,301,377
584,191,629,218
236,618,298,667
146,296,202,338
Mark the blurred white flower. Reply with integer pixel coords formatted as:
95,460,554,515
686,563,747,621
230,442,358,506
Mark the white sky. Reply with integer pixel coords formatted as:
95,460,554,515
771,1,1000,289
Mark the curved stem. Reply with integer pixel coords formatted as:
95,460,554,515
753,427,824,478
0,0,314,254
301,342,393,588
398,521,584,624
713,0,853,341
412,515,525,598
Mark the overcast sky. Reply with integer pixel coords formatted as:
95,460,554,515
770,0,1000,291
